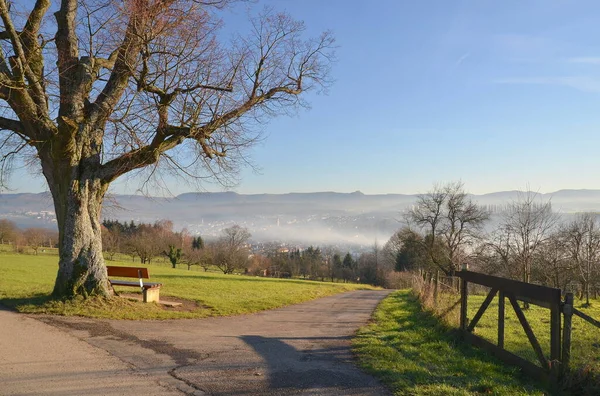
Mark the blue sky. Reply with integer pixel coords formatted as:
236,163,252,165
9,0,600,195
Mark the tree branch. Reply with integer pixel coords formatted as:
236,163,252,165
91,7,148,124
0,0,48,110
0,117,24,134
23,0,51,47
54,0,81,118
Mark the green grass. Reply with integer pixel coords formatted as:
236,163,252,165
466,293,600,372
0,253,375,319
353,290,545,396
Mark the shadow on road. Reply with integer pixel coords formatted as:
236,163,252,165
240,334,381,392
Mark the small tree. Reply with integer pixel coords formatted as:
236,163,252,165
165,245,183,269
212,225,251,274
101,226,120,261
23,228,49,255
331,253,342,282
192,236,205,250
126,225,164,264
342,253,356,283
394,227,428,272
0,218,18,245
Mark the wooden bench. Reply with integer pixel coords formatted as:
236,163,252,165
106,266,162,303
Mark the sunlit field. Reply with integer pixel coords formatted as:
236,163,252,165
0,252,376,319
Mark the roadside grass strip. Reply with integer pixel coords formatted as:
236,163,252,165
353,290,545,396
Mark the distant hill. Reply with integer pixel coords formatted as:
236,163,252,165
1,189,599,245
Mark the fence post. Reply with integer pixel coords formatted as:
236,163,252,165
498,291,505,348
460,263,468,332
550,296,562,379
561,293,573,374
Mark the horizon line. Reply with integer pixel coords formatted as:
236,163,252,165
2,188,599,198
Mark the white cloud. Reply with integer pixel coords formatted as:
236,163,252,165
455,52,471,67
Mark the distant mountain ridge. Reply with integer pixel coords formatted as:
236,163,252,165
2,189,600,245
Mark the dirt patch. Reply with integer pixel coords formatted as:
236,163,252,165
118,293,208,312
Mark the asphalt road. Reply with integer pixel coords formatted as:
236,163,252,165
2,290,393,396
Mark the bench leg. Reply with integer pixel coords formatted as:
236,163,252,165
143,288,160,303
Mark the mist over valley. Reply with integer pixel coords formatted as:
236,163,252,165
2,189,600,248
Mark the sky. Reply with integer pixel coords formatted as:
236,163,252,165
7,0,600,196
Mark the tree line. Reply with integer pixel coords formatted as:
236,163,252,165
0,219,58,254
101,219,390,286
385,181,600,305
101,219,254,274
254,245,385,286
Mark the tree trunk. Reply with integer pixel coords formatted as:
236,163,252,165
45,160,110,297
434,270,439,304
585,280,590,306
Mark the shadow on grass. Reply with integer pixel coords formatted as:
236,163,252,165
0,293,54,311
355,291,547,395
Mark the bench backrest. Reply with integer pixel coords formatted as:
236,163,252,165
106,266,150,279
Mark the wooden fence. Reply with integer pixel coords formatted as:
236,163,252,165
455,268,600,385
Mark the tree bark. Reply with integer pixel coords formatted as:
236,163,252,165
42,149,110,298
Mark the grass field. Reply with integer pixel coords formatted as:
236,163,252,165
0,253,375,319
465,292,600,372
353,290,545,395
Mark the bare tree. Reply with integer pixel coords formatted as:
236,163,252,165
408,184,447,272
101,225,120,260
0,1,334,297
534,231,571,290
502,190,558,289
441,181,489,272
562,213,600,305
125,225,164,264
480,225,517,278
212,225,251,274
0,218,18,244
23,227,49,255
408,181,488,275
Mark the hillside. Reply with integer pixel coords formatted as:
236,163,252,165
2,189,599,245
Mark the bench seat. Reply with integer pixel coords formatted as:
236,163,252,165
109,280,162,289
106,266,162,303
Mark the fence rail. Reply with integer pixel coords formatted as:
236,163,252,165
455,269,568,385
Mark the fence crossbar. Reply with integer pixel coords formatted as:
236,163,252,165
467,287,498,332
572,307,600,329
456,271,561,308
507,294,549,369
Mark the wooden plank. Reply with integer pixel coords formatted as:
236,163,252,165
106,266,150,279
109,280,162,289
550,300,561,373
562,293,574,372
460,275,468,331
498,291,505,348
456,271,561,307
507,294,549,370
573,307,600,329
467,288,498,332
515,295,560,310
464,332,550,384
